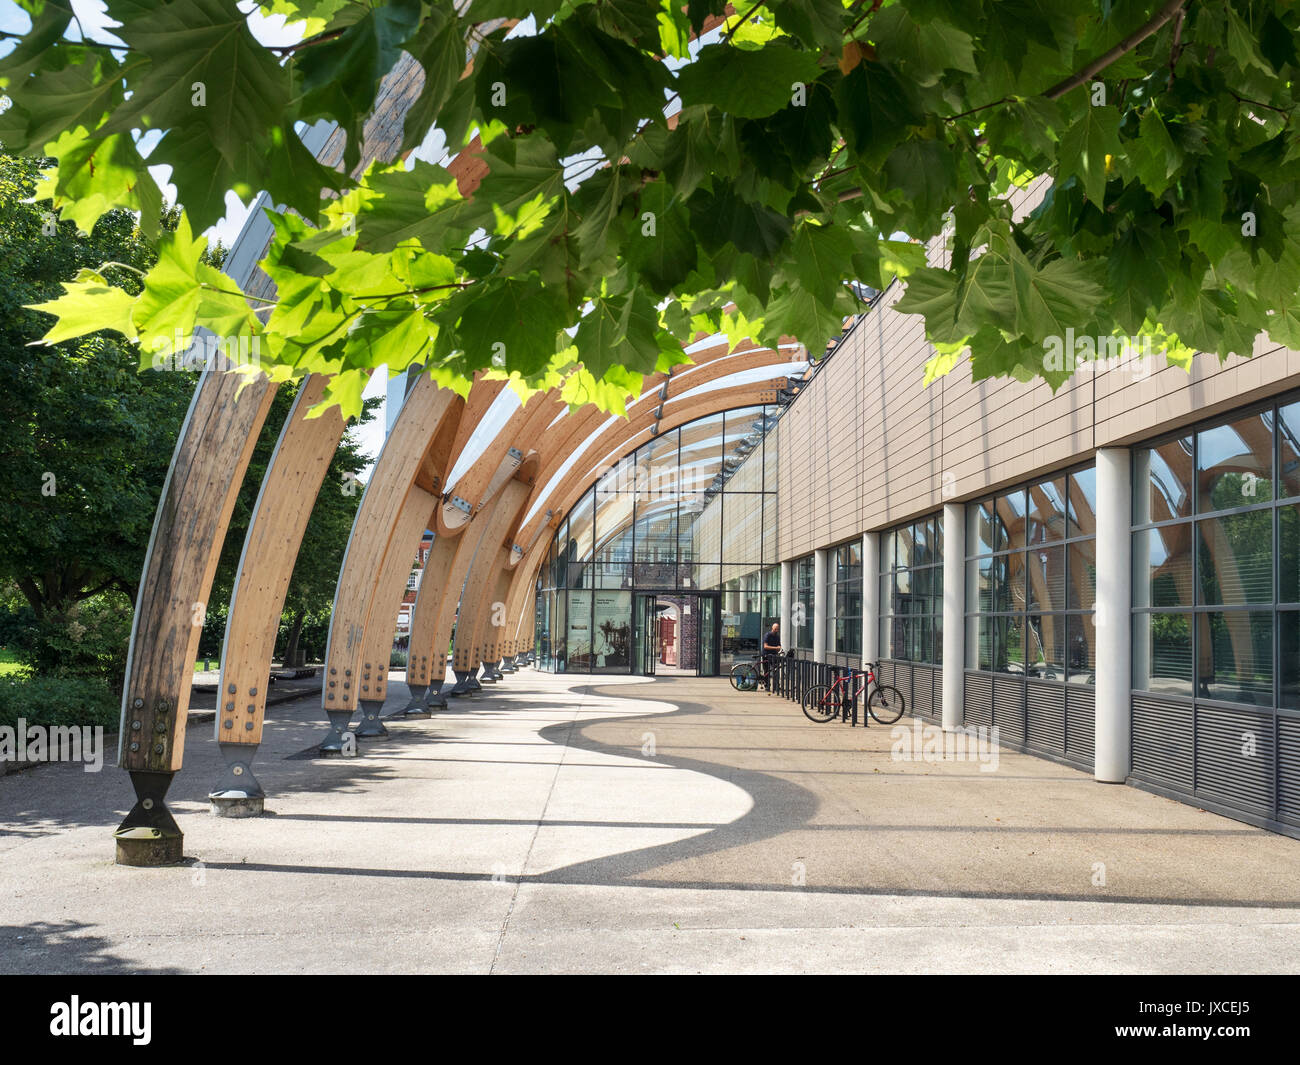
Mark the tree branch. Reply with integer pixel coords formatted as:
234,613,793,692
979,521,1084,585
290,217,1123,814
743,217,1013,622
1044,0,1188,100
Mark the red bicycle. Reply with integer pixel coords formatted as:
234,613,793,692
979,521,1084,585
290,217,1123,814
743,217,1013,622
801,662,906,725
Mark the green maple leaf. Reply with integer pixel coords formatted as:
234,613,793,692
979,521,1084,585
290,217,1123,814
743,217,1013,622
868,6,976,87
102,0,298,229
36,126,163,239
1057,103,1120,208
676,42,823,119
450,279,570,377
29,268,140,345
574,289,662,378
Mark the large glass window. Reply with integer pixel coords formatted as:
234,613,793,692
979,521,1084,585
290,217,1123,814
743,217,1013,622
882,514,943,665
827,540,862,656
966,466,1095,682
1133,398,1300,707
536,406,782,672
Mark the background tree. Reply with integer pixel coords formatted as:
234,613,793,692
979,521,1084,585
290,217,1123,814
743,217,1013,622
0,151,196,621
6,0,1300,405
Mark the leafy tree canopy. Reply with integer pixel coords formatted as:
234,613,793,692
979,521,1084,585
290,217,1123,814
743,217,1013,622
3,0,1299,408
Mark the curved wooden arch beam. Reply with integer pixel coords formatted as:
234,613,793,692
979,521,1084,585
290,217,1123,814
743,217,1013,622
319,374,462,751
210,373,354,814
397,448,529,711
114,364,279,865
351,491,441,738
512,382,781,560
530,344,797,497
447,455,540,682
435,390,563,536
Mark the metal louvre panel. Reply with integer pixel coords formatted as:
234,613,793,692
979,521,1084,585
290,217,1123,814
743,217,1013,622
1065,686,1096,766
965,672,992,728
992,675,1026,742
912,664,937,722
1025,680,1065,755
894,660,913,712
1279,717,1300,825
1194,705,1275,817
878,660,898,688
1131,695,1193,791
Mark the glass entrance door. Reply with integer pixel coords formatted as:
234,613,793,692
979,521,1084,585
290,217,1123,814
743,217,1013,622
636,594,657,676
698,594,719,676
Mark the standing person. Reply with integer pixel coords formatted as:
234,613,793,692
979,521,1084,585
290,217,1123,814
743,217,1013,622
761,622,781,691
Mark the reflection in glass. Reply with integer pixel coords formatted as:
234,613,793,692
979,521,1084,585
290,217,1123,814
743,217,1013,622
1134,439,1193,523
997,489,1028,550
1200,611,1272,704
1068,467,1098,538
1198,413,1274,512
1132,526,1191,609
1281,506,1300,604
1068,540,1097,611
1066,613,1096,685
1197,512,1274,605
1027,546,1065,611
1280,402,1300,500
1028,478,1067,544
1025,613,1065,680
993,614,1024,673
1281,610,1300,709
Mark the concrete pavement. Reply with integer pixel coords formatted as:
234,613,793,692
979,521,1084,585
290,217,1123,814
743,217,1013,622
1,671,1298,973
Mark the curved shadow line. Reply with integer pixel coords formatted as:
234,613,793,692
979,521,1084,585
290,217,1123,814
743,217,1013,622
527,680,822,889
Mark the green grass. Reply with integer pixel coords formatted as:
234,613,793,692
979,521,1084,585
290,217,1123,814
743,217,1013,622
0,648,30,679
194,659,220,672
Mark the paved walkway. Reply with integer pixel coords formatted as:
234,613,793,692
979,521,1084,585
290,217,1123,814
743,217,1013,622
1,672,1298,973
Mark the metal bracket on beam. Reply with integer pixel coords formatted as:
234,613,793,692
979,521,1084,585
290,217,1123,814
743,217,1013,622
448,494,472,515
507,446,523,465
658,382,669,401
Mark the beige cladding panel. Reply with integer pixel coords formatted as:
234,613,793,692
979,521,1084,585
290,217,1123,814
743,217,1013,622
774,264,1300,556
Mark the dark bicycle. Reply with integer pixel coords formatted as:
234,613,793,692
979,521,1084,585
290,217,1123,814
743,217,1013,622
729,654,776,692
801,661,905,725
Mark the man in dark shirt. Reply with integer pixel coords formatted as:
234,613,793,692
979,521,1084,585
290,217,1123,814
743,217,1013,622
761,623,781,691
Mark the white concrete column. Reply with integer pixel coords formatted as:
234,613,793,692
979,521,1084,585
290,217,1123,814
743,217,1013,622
862,531,879,669
780,560,794,650
1095,448,1132,783
942,502,966,731
813,548,828,661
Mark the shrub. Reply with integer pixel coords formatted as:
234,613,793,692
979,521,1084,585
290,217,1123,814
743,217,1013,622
389,650,407,667
10,593,133,689
0,674,119,733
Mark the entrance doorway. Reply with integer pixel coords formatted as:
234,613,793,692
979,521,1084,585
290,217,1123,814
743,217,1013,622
633,593,719,677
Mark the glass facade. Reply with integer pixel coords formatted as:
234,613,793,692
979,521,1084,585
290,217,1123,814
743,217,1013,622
827,540,863,656
880,514,943,665
1133,400,1300,707
965,466,1097,683
535,406,782,673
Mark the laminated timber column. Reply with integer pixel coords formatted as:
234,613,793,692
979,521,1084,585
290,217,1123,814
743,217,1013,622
211,374,351,816
319,376,461,752
350,494,440,739
449,460,537,684
115,362,278,866
393,379,508,710
1094,448,1132,783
